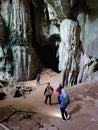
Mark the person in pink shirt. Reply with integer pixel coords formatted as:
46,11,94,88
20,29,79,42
56,84,62,103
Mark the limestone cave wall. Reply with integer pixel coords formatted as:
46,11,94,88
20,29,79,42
0,0,38,81
0,0,98,86
44,0,98,86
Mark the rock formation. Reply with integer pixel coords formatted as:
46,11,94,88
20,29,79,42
0,0,98,86
44,0,98,86
0,0,38,81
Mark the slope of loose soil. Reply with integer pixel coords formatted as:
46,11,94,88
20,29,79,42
0,68,98,130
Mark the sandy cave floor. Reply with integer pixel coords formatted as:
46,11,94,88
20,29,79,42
0,68,98,130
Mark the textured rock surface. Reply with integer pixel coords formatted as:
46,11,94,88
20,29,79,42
0,0,38,81
12,46,38,81
59,19,80,86
45,0,98,86
0,0,98,84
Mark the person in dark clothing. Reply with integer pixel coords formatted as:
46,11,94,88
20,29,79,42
59,88,70,120
44,82,54,105
36,73,40,85
56,83,62,103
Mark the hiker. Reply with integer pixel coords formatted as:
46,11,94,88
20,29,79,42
36,73,40,85
44,82,54,105
59,88,70,120
56,83,62,103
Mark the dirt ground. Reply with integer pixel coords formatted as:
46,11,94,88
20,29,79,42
0,68,98,130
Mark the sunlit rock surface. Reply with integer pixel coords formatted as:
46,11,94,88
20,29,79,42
59,19,81,86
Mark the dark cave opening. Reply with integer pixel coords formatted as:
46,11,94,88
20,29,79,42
34,34,61,73
29,1,60,73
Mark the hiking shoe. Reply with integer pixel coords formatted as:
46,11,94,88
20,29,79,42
66,114,70,120
62,118,66,121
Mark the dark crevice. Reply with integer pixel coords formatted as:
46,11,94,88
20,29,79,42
34,34,60,73
29,1,60,73
36,44,59,72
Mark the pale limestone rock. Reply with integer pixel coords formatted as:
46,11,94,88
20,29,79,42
77,54,98,83
0,1,38,81
0,0,98,84
59,19,80,86
47,4,57,21
45,1,97,86
0,46,6,79
83,15,98,58
0,46,4,58
49,21,59,35
77,94,83,99
82,96,94,101
12,46,38,81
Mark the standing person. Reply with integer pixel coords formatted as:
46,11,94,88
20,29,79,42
56,84,62,103
44,82,54,105
36,73,40,85
59,88,70,120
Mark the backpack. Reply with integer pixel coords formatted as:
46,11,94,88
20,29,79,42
49,87,54,94
61,97,69,106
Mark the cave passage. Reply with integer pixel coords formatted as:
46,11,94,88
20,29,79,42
36,44,59,72
29,1,60,73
